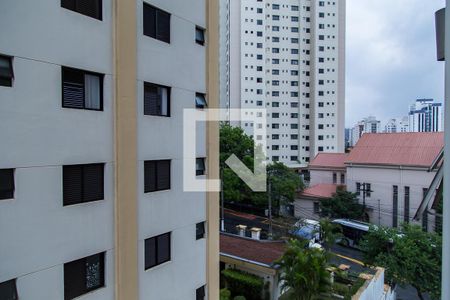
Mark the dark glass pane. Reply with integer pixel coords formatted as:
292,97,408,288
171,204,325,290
156,9,170,43
196,158,205,176
0,55,13,87
83,164,104,202
76,0,101,20
85,253,104,291
0,169,14,200
63,165,83,206
156,160,170,191
61,0,76,11
143,4,156,38
196,222,205,240
157,233,170,264
0,279,17,300
144,84,160,115
64,257,87,300
144,161,156,192
145,237,156,269
196,286,205,300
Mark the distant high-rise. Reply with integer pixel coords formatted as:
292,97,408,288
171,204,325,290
384,116,409,133
408,99,444,132
349,116,381,147
221,0,346,167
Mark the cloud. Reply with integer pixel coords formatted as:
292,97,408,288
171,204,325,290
345,0,445,127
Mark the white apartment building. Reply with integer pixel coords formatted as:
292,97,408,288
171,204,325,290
222,0,346,168
349,116,381,147
0,1,219,299
384,116,409,133
408,98,444,132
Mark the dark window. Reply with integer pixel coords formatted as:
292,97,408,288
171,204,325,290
313,202,320,214
195,26,205,45
195,93,208,109
356,182,361,195
318,146,323,152
145,232,171,270
404,186,410,223
144,82,170,116
62,67,103,110
332,173,337,184
422,188,428,231
64,252,105,300
61,0,102,20
0,169,14,200
291,145,298,150
63,164,104,206
340,173,345,184
0,279,18,300
365,183,371,197
196,222,205,239
393,185,398,227
196,285,206,300
144,160,171,192
0,55,14,87
196,158,206,176
143,3,170,43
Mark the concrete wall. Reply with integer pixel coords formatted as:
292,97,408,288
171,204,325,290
310,169,345,186
294,197,321,220
347,165,437,228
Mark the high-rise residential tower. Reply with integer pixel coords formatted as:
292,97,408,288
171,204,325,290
408,98,444,132
221,0,346,168
0,0,219,299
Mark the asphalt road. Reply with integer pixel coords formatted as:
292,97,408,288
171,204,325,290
223,209,429,300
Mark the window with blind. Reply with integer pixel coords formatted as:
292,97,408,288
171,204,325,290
0,279,18,300
144,82,170,116
63,164,104,206
143,3,171,43
0,169,14,200
195,93,207,109
144,160,171,192
0,55,14,87
196,285,206,300
196,222,205,240
61,0,102,20
64,252,105,300
196,158,206,176
62,67,103,111
145,232,171,270
195,27,205,45
404,186,410,223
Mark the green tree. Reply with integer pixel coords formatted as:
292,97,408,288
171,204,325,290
319,186,364,220
360,224,442,300
220,123,303,208
276,239,331,300
318,218,342,251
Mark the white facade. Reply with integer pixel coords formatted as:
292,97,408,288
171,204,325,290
0,1,209,299
408,98,444,132
346,165,437,230
384,116,409,133
349,116,381,146
223,0,346,167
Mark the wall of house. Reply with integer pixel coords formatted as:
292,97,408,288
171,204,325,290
294,197,321,220
346,165,437,229
310,169,345,186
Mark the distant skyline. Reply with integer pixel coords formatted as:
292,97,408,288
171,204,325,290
346,0,445,127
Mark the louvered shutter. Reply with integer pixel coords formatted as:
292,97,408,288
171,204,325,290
156,10,170,43
144,84,159,115
76,0,101,20
85,253,104,290
156,233,170,264
61,0,76,11
63,68,84,109
143,4,156,38
63,165,83,206
144,161,156,192
144,237,156,269
64,256,86,300
0,169,14,200
156,160,170,190
83,164,104,202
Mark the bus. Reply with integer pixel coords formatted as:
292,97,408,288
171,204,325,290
332,219,372,248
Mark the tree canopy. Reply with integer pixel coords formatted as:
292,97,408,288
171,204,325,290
360,224,442,300
319,186,365,220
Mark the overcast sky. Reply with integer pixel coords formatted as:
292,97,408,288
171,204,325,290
346,0,446,127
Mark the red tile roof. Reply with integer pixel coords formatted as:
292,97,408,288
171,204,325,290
309,153,348,169
300,184,339,199
220,233,285,266
346,132,444,168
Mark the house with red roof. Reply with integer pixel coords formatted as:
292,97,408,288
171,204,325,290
345,132,443,229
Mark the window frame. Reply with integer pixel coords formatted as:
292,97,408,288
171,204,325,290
63,163,105,206
0,168,15,200
196,158,206,176
143,82,171,117
64,252,105,300
61,0,103,21
196,285,206,300
195,26,206,45
144,160,171,193
61,66,104,111
143,3,171,43
145,232,171,270
0,279,18,299
195,93,208,109
196,221,206,240
0,54,14,87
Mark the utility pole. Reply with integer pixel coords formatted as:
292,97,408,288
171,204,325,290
268,175,273,240
220,168,225,232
